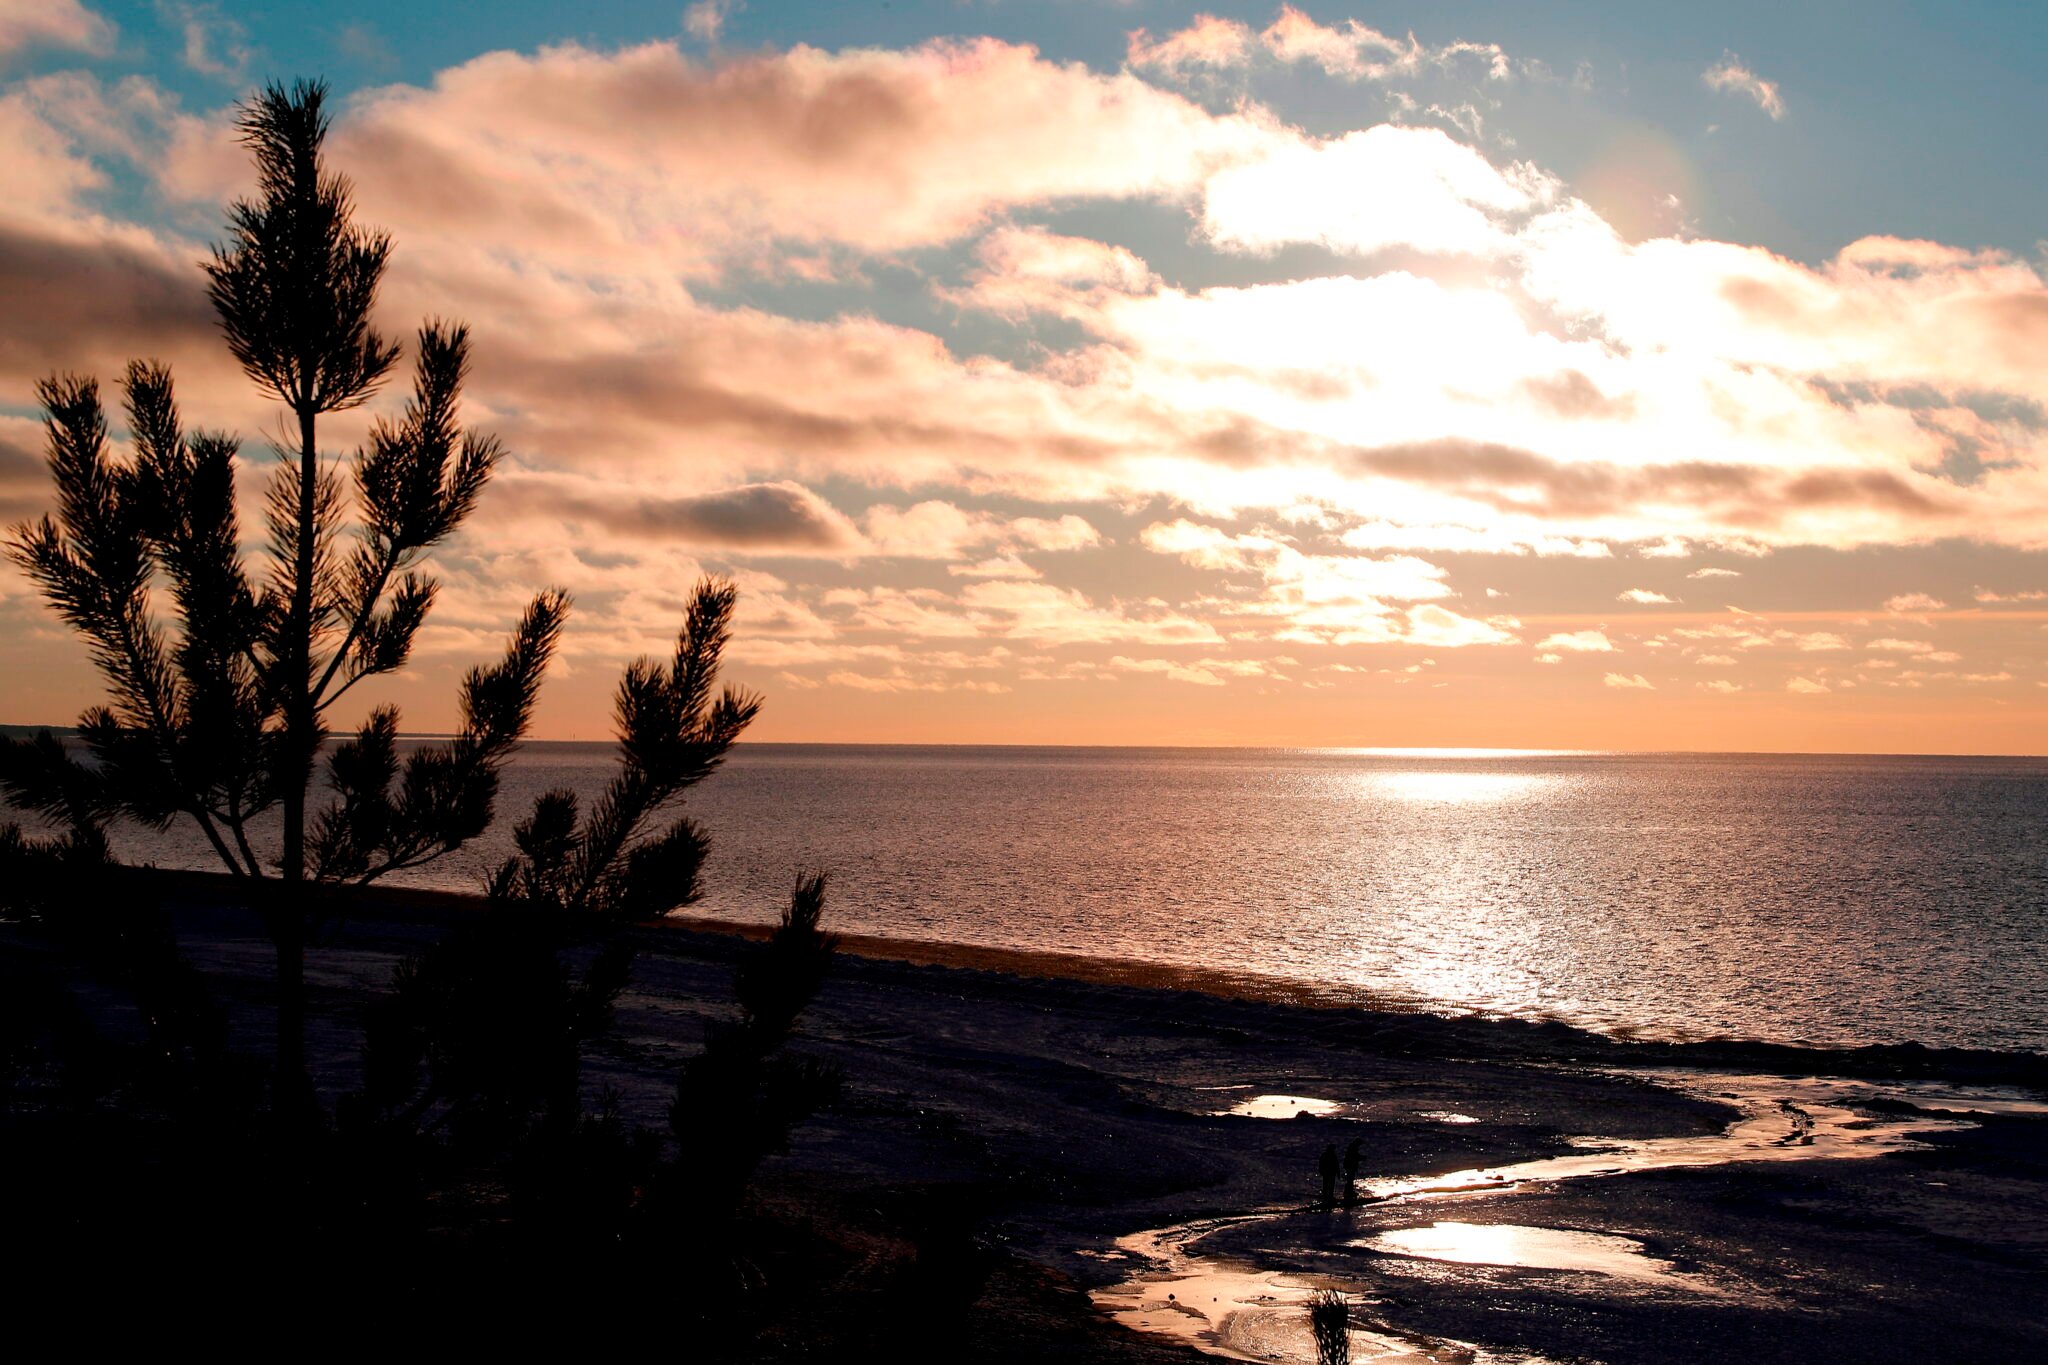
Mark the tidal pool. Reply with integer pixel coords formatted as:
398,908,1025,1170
1221,1094,1345,1119
1094,1070,2020,1364
1364,1222,1686,1284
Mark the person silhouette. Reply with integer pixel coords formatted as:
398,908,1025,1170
1342,1137,1364,1204
1318,1143,1340,1207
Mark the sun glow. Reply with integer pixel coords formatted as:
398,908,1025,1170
1337,747,1593,758
1368,770,1550,803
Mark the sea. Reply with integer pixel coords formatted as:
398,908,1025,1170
38,743,2048,1055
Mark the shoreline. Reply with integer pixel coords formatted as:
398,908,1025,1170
130,867,2048,1085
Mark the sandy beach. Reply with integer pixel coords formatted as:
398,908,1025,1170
56,879,2030,1362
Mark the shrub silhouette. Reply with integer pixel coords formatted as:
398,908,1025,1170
1308,1288,1351,1365
335,582,837,1255
668,871,842,1225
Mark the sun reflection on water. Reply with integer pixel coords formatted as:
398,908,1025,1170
1331,747,1596,759
1366,770,1551,804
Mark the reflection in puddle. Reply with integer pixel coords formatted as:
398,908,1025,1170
1223,1094,1344,1119
1097,1220,1550,1365
1367,1222,1671,1281
1359,1073,1975,1203
1096,1070,2019,1365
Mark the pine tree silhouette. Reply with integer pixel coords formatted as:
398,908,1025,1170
3,79,560,1105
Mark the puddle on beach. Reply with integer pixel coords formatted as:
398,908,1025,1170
1222,1094,1345,1119
1095,1070,2030,1365
1363,1222,1701,1288
1216,1094,1501,1123
1098,1219,1561,1365
1355,1073,1983,1202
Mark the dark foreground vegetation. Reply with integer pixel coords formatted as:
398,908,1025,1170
0,872,849,1343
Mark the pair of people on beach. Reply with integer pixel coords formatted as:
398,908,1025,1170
1318,1138,1365,1206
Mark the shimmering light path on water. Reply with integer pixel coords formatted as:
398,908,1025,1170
86,744,2048,1052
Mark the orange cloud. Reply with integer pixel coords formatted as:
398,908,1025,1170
0,1,114,59
164,37,1288,275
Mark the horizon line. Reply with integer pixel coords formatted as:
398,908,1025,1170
5,722,2043,760
7,723,2034,761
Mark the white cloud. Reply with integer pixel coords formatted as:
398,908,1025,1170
863,502,1101,559
1603,672,1654,689
1787,676,1831,694
61,37,2048,569
259,37,1291,269
1124,13,1254,77
156,2,252,82
1139,520,1286,572
1634,537,1693,558
1536,630,1616,653
1617,588,1676,604
683,0,741,43
1703,53,1785,120
948,554,1041,581
1338,521,1610,557
1777,631,1852,652
1202,125,1547,259
1404,604,1518,647
1140,518,1512,650
1131,6,1515,85
0,1,113,58
949,224,1156,318
959,580,1220,645
823,669,1008,694
1107,654,1274,686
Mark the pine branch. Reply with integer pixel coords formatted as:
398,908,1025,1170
312,322,500,710
558,579,761,913
203,79,399,416
313,589,568,885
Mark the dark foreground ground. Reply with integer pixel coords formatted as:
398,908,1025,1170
6,890,2047,1360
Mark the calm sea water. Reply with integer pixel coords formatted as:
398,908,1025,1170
65,744,2048,1054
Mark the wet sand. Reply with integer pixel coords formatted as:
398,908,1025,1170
129,885,2048,1361
1091,1072,2031,1362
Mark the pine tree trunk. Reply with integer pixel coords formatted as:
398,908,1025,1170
274,401,318,1116
275,908,307,1114
278,773,306,1106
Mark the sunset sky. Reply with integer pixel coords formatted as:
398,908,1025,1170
4,1,2048,750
